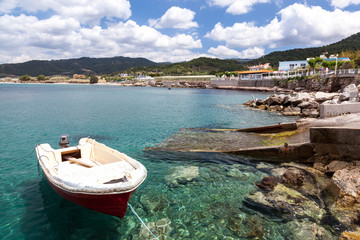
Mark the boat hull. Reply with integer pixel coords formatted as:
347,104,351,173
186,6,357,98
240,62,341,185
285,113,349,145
46,177,134,218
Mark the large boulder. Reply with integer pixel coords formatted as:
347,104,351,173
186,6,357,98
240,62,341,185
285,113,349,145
290,93,312,107
325,161,354,173
314,92,338,102
331,167,360,201
342,84,359,102
267,95,284,106
298,100,319,109
286,221,335,240
339,92,350,101
255,176,278,191
281,167,305,186
245,183,325,222
339,230,360,240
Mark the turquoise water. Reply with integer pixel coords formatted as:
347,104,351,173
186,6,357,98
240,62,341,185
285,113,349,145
0,84,297,239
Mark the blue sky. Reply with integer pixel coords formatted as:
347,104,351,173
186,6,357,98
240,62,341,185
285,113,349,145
1,0,360,64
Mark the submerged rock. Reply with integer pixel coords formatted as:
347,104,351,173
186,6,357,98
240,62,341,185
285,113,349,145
245,183,325,222
226,167,249,180
165,166,199,188
286,220,336,240
255,176,278,191
138,218,172,240
140,194,169,213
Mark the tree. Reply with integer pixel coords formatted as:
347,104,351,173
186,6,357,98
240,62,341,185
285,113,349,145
37,75,46,81
19,75,31,81
307,59,316,68
89,75,98,84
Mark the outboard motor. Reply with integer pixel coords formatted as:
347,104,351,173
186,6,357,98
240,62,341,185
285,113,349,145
59,134,70,148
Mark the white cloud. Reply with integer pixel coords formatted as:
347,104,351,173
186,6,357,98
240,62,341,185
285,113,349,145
0,0,131,25
0,14,202,64
148,6,198,29
330,0,360,8
205,19,282,48
208,45,264,58
207,0,270,15
206,3,360,50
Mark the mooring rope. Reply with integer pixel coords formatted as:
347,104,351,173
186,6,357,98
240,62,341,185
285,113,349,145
127,203,159,240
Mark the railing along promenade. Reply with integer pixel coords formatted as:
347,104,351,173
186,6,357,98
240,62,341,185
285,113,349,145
211,69,360,81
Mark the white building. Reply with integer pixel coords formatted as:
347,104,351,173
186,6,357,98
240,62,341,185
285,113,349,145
278,60,308,71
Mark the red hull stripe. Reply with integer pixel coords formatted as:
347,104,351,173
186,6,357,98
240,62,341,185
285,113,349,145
47,178,135,218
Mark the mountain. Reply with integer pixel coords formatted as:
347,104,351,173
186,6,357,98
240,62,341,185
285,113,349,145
0,56,161,76
129,57,246,75
245,32,360,68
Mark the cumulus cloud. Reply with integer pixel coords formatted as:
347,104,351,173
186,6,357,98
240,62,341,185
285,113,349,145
0,0,131,25
148,6,198,29
207,0,270,15
0,14,202,63
206,3,360,50
208,45,264,58
330,0,360,8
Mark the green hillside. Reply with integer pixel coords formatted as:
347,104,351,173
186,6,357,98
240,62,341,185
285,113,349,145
0,56,160,77
245,32,360,67
130,57,246,75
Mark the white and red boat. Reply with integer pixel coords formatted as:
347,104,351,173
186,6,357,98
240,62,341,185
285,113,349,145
36,136,147,218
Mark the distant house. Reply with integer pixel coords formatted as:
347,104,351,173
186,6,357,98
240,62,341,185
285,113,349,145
278,60,308,71
73,74,87,79
248,63,271,71
237,70,273,80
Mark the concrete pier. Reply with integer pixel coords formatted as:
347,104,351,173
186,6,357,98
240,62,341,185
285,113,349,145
320,102,360,118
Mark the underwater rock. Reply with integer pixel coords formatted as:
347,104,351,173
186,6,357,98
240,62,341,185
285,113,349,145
140,194,170,213
286,220,336,240
255,176,278,191
226,168,249,180
256,162,274,170
281,167,305,186
138,218,172,240
165,166,199,187
245,183,326,222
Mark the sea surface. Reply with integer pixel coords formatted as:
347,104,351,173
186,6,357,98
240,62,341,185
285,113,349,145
0,84,301,239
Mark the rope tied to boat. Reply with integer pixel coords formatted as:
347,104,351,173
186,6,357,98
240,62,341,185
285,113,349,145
127,203,159,240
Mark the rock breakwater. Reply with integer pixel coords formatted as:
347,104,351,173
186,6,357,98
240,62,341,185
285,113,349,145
245,84,360,118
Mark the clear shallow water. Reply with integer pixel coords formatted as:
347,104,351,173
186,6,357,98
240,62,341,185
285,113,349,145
0,84,298,239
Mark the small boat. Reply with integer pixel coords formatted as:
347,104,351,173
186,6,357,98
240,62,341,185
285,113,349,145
36,136,147,218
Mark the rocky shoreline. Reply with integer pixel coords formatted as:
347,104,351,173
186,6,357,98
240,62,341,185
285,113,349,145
244,84,360,118
245,157,360,239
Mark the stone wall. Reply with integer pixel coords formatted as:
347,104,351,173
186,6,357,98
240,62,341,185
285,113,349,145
211,79,275,88
276,75,360,92
310,127,360,159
